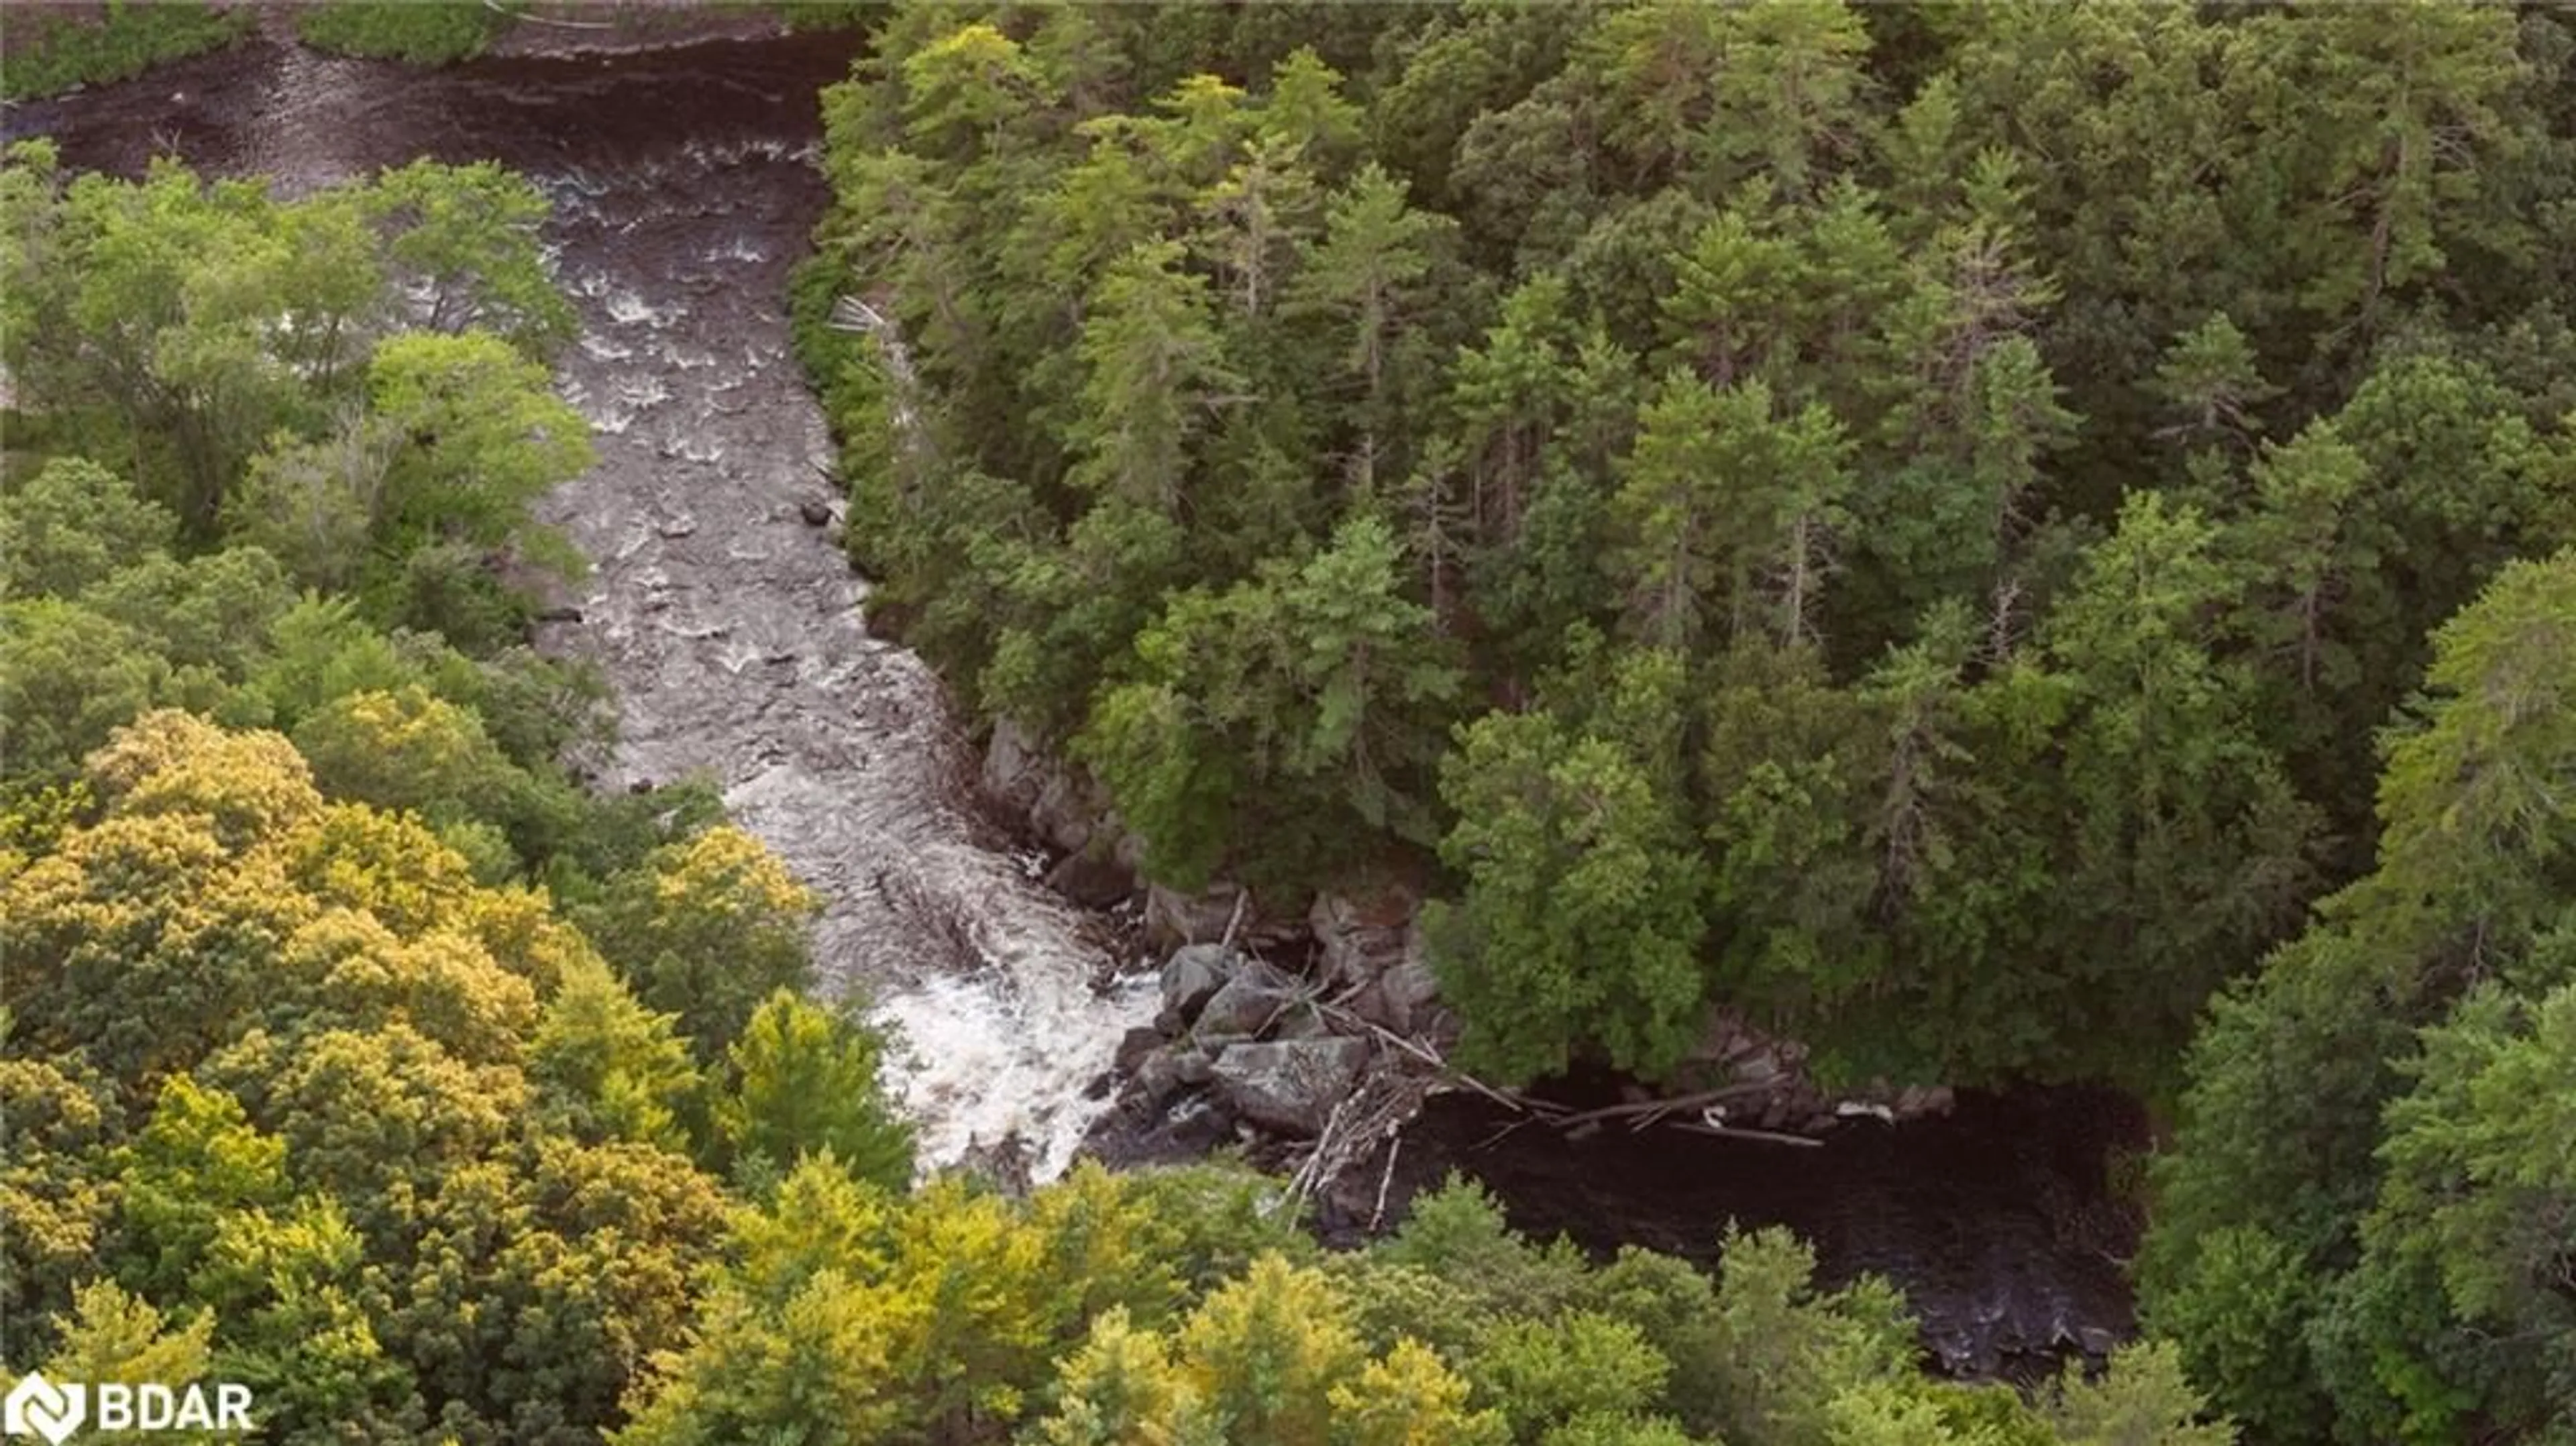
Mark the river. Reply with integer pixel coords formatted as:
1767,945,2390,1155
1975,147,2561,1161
7,22,1161,1182
1366,1085,2145,1381
7,25,2143,1380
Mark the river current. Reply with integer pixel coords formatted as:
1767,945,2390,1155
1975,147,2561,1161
9,23,1160,1181
9,25,2143,1379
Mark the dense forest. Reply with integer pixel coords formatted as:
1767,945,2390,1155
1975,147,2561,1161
788,3,2575,1442
0,1,877,91
1,3,2571,1445
0,66,2217,1446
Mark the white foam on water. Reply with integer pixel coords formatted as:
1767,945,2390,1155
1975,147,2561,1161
657,433,723,464
614,374,670,409
684,135,795,168
605,288,686,328
531,127,1156,1188
873,970,1161,1181
546,166,611,200
710,757,1159,1183
578,401,637,435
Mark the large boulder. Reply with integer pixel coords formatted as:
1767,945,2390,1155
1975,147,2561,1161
1144,881,1251,949
1160,944,1242,1021
1135,1044,1218,1104
1311,887,1450,1036
1193,962,1301,1040
1210,1038,1373,1136
1143,881,1308,954
981,716,1125,860
1114,1025,1165,1074
979,719,1051,826
1377,954,1442,1035
1310,887,1421,990
1134,1043,1213,1106
1044,848,1133,908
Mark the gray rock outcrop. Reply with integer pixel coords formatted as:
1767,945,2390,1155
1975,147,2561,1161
1210,1037,1373,1136
1311,887,1420,989
1191,962,1301,1040
1144,881,1251,949
1159,943,1242,1021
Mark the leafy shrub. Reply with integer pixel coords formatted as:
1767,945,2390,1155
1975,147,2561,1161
0,3,251,101
294,1,511,64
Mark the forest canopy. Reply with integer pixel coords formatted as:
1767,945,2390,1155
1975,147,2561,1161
794,0,2576,1105
0,99,2221,1446
790,5,2576,1441
5,3,2574,1444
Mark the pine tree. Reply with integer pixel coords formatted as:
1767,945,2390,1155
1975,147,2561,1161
716,992,914,1192
1068,240,1240,517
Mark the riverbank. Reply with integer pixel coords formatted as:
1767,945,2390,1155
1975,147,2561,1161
0,2,859,105
307,1,830,64
7,22,1161,1180
1059,924,2149,1384
0,2,252,101
13,21,2151,1388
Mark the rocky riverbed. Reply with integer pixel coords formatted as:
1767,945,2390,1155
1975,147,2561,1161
1076,927,2147,1384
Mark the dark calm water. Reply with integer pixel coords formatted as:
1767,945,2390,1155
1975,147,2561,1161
1368,1086,2147,1380
8,30,2145,1382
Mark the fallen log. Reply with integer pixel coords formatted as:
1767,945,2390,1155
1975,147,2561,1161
1546,1082,1782,1135
1672,1121,1825,1148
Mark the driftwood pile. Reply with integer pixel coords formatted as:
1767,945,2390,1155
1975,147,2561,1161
1279,994,1823,1227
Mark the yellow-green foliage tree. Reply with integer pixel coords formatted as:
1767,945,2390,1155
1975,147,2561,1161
576,826,825,1058
3,721,2237,1446
715,990,915,1190
0,713,800,1445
